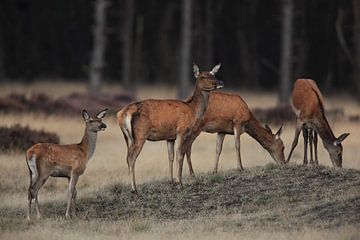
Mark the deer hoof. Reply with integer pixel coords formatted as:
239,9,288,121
131,190,140,199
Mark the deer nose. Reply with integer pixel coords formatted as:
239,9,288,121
216,80,224,89
101,123,107,130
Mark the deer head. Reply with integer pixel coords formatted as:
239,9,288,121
193,63,224,91
264,124,286,165
82,108,108,132
327,132,350,167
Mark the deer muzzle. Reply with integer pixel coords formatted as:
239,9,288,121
216,80,224,89
100,123,107,131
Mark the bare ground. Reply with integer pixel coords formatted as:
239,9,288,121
1,164,360,233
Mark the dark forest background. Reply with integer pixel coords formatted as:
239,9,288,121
0,0,359,102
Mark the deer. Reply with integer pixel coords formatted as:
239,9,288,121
117,63,224,194
175,91,286,175
286,79,349,167
25,108,108,220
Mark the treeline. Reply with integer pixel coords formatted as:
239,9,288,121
0,0,359,97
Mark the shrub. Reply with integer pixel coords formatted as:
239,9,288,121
253,104,296,125
0,92,133,116
0,124,60,152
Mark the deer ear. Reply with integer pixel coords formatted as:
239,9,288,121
96,108,108,119
193,63,200,78
335,132,350,145
210,63,221,75
82,109,90,121
264,124,272,134
275,125,283,139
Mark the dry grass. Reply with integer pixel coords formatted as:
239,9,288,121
1,217,360,240
1,82,360,239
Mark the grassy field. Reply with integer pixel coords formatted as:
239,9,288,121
0,82,360,239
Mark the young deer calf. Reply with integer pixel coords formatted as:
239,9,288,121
26,108,108,220
117,64,223,194
287,79,349,167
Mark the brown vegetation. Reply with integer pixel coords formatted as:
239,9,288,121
0,92,132,116
0,124,59,152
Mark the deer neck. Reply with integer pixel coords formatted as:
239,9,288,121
312,114,336,149
245,114,275,152
187,85,210,121
79,127,98,161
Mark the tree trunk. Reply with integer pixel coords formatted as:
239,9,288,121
158,3,177,83
354,0,360,101
0,22,5,82
279,0,294,104
133,15,144,85
204,0,213,67
294,0,307,78
121,0,135,92
178,0,192,99
89,0,108,93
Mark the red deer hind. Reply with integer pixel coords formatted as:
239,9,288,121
26,108,108,220
117,63,223,194
286,79,349,167
177,91,286,175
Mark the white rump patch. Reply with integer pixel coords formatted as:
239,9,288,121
290,102,301,117
27,154,38,183
124,113,133,146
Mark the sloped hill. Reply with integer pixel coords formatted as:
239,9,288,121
1,164,360,231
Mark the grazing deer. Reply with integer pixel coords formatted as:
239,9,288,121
117,64,223,194
26,108,108,220
181,92,286,174
286,79,349,167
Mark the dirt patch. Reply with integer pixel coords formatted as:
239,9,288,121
1,164,359,231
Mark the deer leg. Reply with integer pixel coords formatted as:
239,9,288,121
28,175,48,219
234,129,243,171
122,132,130,151
185,145,195,177
67,177,77,216
175,152,185,185
27,188,32,221
66,174,79,219
286,121,303,163
71,188,77,216
302,127,309,165
27,174,35,220
213,133,225,173
309,129,314,165
127,138,146,195
122,132,131,172
175,136,186,185
167,140,175,182
313,131,318,165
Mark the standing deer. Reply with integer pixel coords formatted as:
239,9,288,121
178,91,285,174
117,64,223,194
26,108,108,220
286,79,349,167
